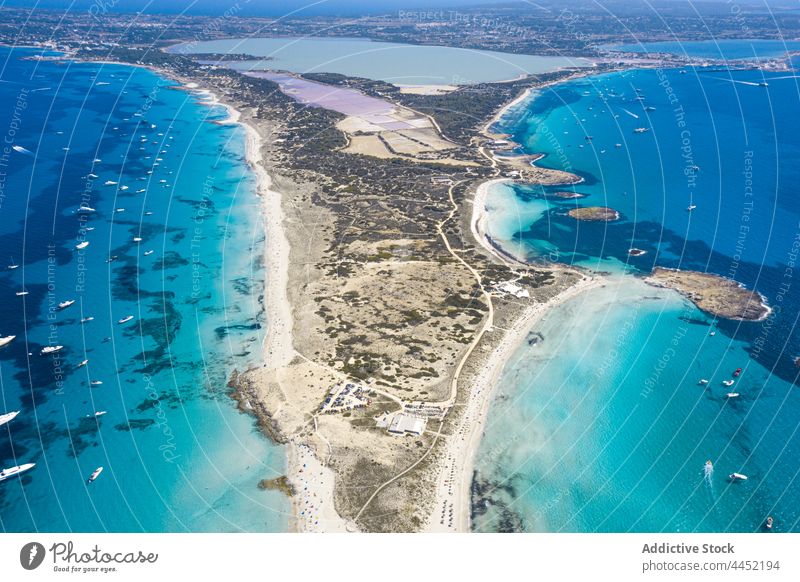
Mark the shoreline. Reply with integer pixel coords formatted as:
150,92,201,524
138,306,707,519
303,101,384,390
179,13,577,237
425,274,605,532
223,93,350,533
179,74,347,532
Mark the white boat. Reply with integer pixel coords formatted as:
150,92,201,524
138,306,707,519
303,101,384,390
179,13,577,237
119,185,129,191
16,291,28,296
58,300,75,309
93,158,102,163
0,335,15,347
90,380,103,386
633,127,650,133
143,250,154,256
93,411,107,417
75,241,89,250
118,315,134,324
729,472,748,481
0,410,20,426
133,237,142,243
726,393,740,398
698,379,709,385
115,208,125,213
104,180,117,186
12,145,32,155
687,204,697,211
87,173,99,178
77,359,89,368
77,205,96,213
41,345,63,355
87,466,103,483
0,463,35,482
80,316,94,323
8,258,18,270
722,379,735,387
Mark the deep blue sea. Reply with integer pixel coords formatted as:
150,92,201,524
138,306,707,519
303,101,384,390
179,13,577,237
473,63,800,532
0,47,289,532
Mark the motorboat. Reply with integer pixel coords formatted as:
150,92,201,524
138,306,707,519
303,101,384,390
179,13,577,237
633,127,650,133
726,393,740,398
0,463,35,482
58,300,75,309
87,467,103,483
77,359,88,368
133,237,142,243
698,379,709,385
41,345,63,355
687,204,697,211
143,250,154,256
765,516,774,530
80,316,94,323
0,335,15,347
0,410,19,426
722,380,735,387
729,472,748,481
76,241,89,250
90,380,103,386
118,315,134,324
733,367,742,377
16,291,28,296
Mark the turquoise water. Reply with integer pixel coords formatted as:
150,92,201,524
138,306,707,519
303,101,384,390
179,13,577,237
473,65,800,532
0,47,289,532
607,39,800,60
171,37,590,85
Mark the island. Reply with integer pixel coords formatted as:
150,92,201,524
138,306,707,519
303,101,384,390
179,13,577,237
644,268,771,321
568,206,620,221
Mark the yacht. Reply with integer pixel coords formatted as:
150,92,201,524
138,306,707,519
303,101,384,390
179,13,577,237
58,300,75,309
41,345,63,355
0,463,36,482
729,473,748,481
76,241,89,250
8,258,19,269
0,410,20,426
118,315,134,324
0,335,15,347
87,467,104,483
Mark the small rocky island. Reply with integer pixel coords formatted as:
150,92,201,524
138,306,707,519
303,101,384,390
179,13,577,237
644,268,771,321
550,190,588,199
568,206,620,221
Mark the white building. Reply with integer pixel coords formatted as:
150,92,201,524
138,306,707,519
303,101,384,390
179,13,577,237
388,414,427,436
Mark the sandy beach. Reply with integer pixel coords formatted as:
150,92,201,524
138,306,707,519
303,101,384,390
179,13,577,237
205,85,349,533
425,274,604,532
469,177,517,265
